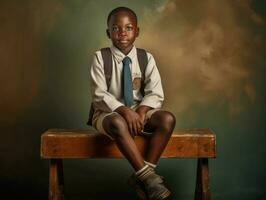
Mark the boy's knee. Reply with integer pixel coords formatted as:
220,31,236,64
103,114,129,138
153,111,176,132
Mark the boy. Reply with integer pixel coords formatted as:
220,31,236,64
89,7,176,200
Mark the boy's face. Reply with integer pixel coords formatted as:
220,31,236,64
107,11,139,55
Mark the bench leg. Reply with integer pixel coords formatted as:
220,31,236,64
49,159,64,200
194,158,210,200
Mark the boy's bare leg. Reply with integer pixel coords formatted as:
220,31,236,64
102,113,145,171
102,112,173,200
144,111,176,164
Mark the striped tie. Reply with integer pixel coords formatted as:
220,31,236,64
122,56,134,107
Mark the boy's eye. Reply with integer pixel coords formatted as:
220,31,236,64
111,26,134,32
126,26,133,31
112,27,119,32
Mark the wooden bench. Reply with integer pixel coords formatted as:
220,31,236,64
40,128,216,200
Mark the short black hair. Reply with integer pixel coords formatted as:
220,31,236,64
107,7,138,26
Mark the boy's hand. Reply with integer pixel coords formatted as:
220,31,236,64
135,105,153,125
115,106,143,136
138,112,146,125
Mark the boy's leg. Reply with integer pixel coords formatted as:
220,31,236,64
102,113,145,171
102,112,172,200
128,110,175,200
144,110,176,165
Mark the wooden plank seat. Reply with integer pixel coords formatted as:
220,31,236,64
41,128,216,200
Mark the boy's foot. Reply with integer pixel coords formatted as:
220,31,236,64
127,173,148,200
136,166,171,200
143,173,171,200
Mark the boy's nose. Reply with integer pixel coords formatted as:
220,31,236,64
119,31,127,37
119,28,127,35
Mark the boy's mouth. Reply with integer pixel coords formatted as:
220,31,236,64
118,40,129,44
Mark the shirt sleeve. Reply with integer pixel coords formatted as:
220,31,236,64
139,53,164,108
90,51,124,112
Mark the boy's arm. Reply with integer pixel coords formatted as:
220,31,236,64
138,53,164,112
90,52,124,112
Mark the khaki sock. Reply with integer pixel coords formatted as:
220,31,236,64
135,165,154,182
144,161,157,169
136,165,170,199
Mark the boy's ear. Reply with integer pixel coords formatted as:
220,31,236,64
106,29,110,38
136,27,140,37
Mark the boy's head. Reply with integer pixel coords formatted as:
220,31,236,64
106,7,139,55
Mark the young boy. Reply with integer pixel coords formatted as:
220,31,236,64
89,7,176,200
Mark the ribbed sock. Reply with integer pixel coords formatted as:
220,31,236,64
135,165,154,182
136,164,170,199
144,161,157,169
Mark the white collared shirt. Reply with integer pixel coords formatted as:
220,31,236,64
90,45,164,113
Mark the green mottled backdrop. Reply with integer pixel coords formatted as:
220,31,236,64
0,0,265,199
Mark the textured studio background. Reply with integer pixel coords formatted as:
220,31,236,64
0,0,266,199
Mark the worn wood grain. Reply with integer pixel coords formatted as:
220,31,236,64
195,158,211,200
41,129,216,159
49,159,62,200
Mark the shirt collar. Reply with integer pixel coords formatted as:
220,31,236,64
110,45,137,64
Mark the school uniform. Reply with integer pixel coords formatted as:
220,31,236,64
90,45,164,139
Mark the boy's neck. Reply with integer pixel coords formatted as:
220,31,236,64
114,44,134,55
